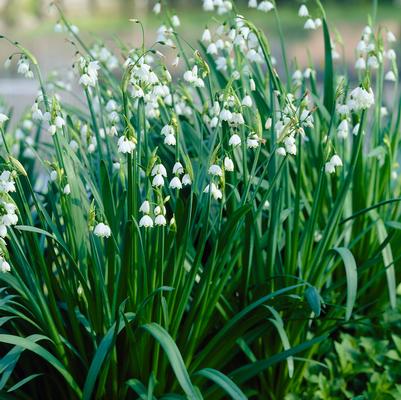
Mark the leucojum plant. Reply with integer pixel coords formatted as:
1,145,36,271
0,0,400,398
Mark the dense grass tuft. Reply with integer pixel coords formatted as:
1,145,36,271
0,0,400,398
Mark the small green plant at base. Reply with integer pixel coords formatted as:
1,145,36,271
290,303,401,399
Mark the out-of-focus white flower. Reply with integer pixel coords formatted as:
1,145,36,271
182,174,192,186
220,109,233,122
303,68,314,79
140,200,151,214
183,65,204,87
55,116,65,129
325,154,343,174
0,114,9,124
224,157,234,172
0,225,7,238
292,69,303,85
171,15,180,27
70,25,79,34
229,134,241,147
204,182,223,200
151,164,167,177
284,135,297,155
17,59,31,77
54,22,63,32
172,56,180,67
94,223,111,238
353,123,360,136
258,1,274,12
203,0,214,11
367,55,379,69
63,184,71,195
209,164,223,176
154,205,165,216
50,170,58,182
356,40,367,54
4,58,11,69
387,31,397,43
337,104,350,117
263,118,272,130
337,119,349,139
277,147,286,156
152,174,164,187
155,214,167,226
139,215,154,228
247,134,260,149
202,28,212,43
173,162,184,175
164,134,176,146
331,155,343,167
79,60,100,87
153,2,161,14
386,49,396,61
0,258,10,273
355,57,366,70
207,42,218,55
385,70,397,82
298,4,309,17
31,103,43,121
348,86,375,111
250,79,256,91
69,140,79,152
48,125,57,135
242,95,253,107
169,176,182,189
304,19,316,30
117,136,136,154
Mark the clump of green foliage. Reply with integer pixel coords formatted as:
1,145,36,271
0,0,400,399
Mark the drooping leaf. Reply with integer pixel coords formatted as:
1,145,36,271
194,368,247,400
332,247,358,320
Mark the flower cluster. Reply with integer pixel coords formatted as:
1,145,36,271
325,154,343,174
139,200,170,228
16,57,33,79
93,222,112,238
203,0,233,14
0,170,18,273
297,4,322,31
78,58,101,88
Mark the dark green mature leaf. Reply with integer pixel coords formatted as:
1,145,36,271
0,334,82,397
127,379,157,400
7,373,43,392
231,335,328,384
265,306,294,378
83,313,136,400
322,19,334,113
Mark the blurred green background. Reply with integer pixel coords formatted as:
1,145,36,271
0,0,400,116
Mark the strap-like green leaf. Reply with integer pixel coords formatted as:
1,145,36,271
0,334,82,397
332,247,358,321
142,323,202,400
83,312,136,400
194,368,246,400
